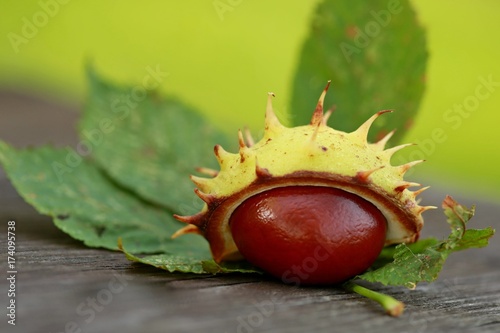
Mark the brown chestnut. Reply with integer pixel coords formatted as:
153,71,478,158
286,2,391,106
229,186,387,285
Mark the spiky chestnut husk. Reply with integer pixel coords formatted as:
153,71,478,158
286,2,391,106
173,82,435,284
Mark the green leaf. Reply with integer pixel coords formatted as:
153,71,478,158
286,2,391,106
453,229,495,252
290,0,427,144
361,243,446,289
0,69,256,275
121,242,262,275
370,237,439,270
358,196,495,287
79,68,232,216
0,141,208,255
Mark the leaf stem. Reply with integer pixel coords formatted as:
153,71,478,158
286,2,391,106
343,281,405,317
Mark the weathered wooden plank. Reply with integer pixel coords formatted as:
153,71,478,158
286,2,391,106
0,189,499,333
1,91,499,333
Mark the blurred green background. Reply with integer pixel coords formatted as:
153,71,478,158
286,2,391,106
1,0,499,202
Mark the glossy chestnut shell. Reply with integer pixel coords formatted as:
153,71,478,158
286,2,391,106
229,186,387,285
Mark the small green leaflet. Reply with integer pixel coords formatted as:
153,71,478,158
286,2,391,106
357,196,495,288
369,237,439,270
